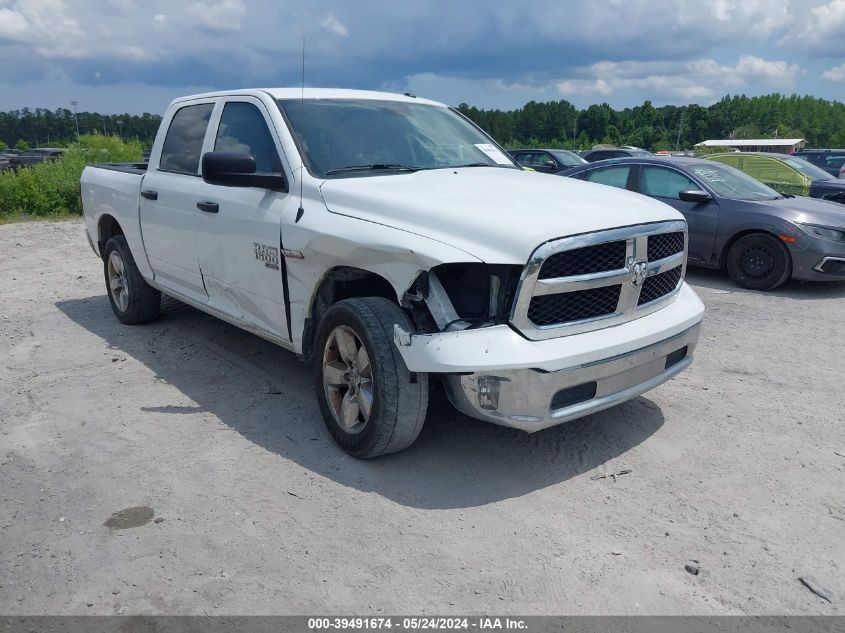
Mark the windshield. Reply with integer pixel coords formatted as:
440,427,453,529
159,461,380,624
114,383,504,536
549,150,586,167
690,163,783,201
782,156,835,181
277,99,517,177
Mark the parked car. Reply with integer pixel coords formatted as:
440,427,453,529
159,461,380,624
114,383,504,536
791,148,845,179
0,148,22,156
509,149,586,173
0,155,11,172
80,88,703,457
11,148,66,168
558,156,845,290
704,152,845,203
581,147,652,162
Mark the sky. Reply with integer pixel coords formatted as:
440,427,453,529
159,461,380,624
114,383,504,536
0,0,844,114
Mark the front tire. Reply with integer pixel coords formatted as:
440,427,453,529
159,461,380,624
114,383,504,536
103,235,161,324
726,233,792,291
314,298,428,458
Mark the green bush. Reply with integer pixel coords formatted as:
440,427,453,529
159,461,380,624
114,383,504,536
0,134,142,220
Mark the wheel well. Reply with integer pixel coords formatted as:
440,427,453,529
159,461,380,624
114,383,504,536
97,215,124,259
302,267,398,364
719,229,788,269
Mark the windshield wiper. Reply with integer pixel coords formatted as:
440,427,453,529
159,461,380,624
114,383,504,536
325,163,420,175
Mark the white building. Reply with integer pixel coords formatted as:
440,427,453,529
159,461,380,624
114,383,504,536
694,138,806,154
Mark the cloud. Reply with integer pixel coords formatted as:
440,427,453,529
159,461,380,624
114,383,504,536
0,0,83,53
321,13,348,37
0,0,836,113
556,79,613,97
551,55,802,103
0,7,29,39
822,62,845,81
185,0,246,32
782,0,845,55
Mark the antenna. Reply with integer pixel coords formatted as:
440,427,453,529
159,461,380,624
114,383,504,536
296,35,305,222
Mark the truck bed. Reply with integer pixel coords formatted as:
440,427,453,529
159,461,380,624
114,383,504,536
89,162,149,175
80,163,151,277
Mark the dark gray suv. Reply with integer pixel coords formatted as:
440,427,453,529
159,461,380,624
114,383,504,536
792,149,845,179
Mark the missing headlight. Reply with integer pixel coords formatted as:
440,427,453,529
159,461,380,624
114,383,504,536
425,263,522,330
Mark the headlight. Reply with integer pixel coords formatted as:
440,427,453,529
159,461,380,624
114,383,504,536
797,223,845,242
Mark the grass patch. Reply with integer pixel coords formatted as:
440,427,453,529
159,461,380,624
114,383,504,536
0,211,83,225
0,134,142,222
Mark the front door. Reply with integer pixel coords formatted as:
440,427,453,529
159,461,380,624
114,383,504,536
636,165,719,265
194,98,295,340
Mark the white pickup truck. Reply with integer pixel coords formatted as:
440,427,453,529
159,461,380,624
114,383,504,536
81,88,704,457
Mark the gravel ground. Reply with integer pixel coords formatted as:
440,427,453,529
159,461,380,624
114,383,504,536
1,219,843,615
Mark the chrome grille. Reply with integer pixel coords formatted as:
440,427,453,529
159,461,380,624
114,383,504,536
647,232,684,261
638,266,682,306
539,241,626,279
510,221,688,340
528,285,621,325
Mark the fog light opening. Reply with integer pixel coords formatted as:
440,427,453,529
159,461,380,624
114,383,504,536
665,346,689,370
550,381,597,411
477,376,502,411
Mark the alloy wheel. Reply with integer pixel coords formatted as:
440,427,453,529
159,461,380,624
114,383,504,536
322,325,374,434
107,250,129,312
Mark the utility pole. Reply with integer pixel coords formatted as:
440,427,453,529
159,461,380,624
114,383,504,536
116,120,124,142
70,100,80,141
675,110,684,151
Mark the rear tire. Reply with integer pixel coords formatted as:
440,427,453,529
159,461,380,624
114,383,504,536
314,298,428,458
726,233,791,291
103,235,161,324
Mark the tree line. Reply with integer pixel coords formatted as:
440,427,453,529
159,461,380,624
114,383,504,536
458,93,845,150
2,93,844,152
0,108,161,150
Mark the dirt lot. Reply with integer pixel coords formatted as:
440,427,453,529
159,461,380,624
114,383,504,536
1,219,843,615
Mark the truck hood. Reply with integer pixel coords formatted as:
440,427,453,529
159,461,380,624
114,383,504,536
319,168,682,263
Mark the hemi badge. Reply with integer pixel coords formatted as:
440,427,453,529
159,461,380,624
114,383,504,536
281,249,304,260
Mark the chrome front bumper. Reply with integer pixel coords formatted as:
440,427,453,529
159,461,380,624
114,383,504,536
443,323,700,432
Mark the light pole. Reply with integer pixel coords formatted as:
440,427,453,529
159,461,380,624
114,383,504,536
70,100,80,141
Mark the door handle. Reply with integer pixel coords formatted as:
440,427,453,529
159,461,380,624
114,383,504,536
140,189,158,200
196,201,219,213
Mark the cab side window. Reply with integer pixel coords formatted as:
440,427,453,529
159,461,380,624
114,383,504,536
639,166,697,199
214,102,282,173
585,166,631,189
159,103,214,174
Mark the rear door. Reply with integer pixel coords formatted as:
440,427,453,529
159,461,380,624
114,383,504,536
140,101,215,302
582,164,634,189
635,165,718,265
194,97,296,340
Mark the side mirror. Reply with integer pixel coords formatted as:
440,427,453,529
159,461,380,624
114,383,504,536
679,189,712,203
202,152,287,191
543,159,557,169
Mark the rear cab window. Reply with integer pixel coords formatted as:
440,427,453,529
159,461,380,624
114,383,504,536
159,103,215,174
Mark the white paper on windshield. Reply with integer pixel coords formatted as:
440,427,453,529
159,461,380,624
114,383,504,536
474,143,512,165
